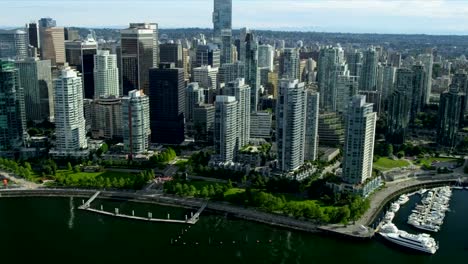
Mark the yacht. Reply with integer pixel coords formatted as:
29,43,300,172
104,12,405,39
384,211,395,222
389,202,400,213
397,194,410,205
378,223,438,254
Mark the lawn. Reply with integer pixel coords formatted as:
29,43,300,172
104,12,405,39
224,188,245,198
373,157,411,171
61,170,138,180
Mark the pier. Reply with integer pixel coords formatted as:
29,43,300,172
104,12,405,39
77,191,208,225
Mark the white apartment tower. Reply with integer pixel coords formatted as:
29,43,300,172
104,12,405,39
214,95,238,162
52,67,87,155
342,95,377,185
94,50,119,98
121,90,150,155
305,90,320,161
225,78,251,148
276,79,307,172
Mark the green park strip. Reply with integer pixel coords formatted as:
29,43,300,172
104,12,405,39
416,157,461,167
373,157,411,171
52,170,153,189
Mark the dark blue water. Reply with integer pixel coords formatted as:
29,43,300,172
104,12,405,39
0,191,466,264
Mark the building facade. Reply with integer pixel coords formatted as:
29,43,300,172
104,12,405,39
121,90,150,155
94,50,119,98
214,95,238,162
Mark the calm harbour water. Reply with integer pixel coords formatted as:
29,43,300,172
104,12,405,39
0,190,466,264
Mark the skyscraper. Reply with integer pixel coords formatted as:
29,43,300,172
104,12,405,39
381,64,396,100
225,78,251,148
0,61,26,151
418,53,433,105
91,96,122,140
218,61,245,85
94,50,119,98
387,68,413,144
40,27,65,65
148,63,185,144
437,84,465,148
195,44,220,68
411,64,426,121
193,65,218,89
159,43,183,68
346,50,363,77
122,90,150,155
51,67,87,157
305,90,319,161
317,45,345,111
213,0,232,43
452,70,468,112
185,82,204,123
335,64,359,114
279,48,300,80
15,58,54,122
276,79,307,172
359,47,379,91
214,95,237,162
28,22,39,49
258,44,274,71
193,103,215,143
65,35,98,98
0,29,29,60
120,23,158,95
244,31,259,112
342,95,376,185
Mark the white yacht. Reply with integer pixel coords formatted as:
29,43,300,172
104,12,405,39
384,211,395,222
378,223,438,254
397,194,410,205
389,202,400,213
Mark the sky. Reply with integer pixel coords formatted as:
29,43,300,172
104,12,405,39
1,0,468,35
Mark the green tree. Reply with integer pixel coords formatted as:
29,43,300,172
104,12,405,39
67,162,73,171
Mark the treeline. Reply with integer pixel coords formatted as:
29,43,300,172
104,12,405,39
0,158,34,181
163,181,231,200
150,148,177,164
54,170,154,189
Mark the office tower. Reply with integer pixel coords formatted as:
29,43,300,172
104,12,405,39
120,23,158,95
346,50,363,77
193,103,215,143
276,80,307,172
28,22,39,49
193,65,218,89
159,43,183,68
121,90,150,155
244,31,259,112
259,67,270,87
65,35,98,98
267,71,279,97
318,112,345,147
64,28,80,41
389,52,401,68
93,50,119,98
335,65,359,114
91,96,122,140
51,67,87,156
382,64,396,100
39,17,56,28
258,44,274,71
451,70,468,112
149,63,185,144
186,83,204,123
15,58,53,122
218,61,245,85
225,78,251,148
238,28,249,61
359,47,379,91
214,95,238,162
0,61,26,151
317,45,345,111
212,0,232,64
437,85,466,148
0,30,29,60
213,0,232,43
279,48,300,80
83,98,93,132
195,44,220,68
342,95,376,185
418,53,433,105
387,68,413,144
411,64,426,120
305,90,319,161
40,27,65,65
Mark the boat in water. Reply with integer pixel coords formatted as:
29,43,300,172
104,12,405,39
396,194,410,205
389,202,400,213
384,211,395,223
378,223,438,254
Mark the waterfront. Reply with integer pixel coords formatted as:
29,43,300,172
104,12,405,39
0,191,467,264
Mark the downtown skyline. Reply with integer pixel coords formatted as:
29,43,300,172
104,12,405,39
0,0,468,35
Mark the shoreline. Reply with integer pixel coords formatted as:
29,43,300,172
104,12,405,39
0,176,464,240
